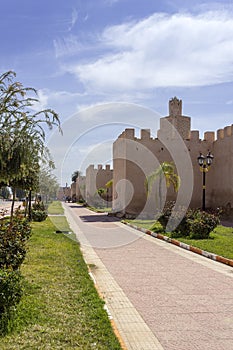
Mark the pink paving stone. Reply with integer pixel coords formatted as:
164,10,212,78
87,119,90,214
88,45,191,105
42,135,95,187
68,204,233,350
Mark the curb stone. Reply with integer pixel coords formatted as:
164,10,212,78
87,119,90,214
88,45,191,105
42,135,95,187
122,221,233,268
88,270,128,350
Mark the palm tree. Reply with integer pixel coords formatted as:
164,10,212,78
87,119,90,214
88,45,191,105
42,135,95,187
105,179,113,207
71,170,80,183
145,162,180,211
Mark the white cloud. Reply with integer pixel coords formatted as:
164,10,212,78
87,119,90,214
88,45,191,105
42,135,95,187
53,35,83,58
63,10,233,91
30,90,49,111
30,88,88,120
103,0,121,6
68,8,78,31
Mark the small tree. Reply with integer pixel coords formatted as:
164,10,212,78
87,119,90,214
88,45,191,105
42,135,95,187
39,166,59,203
0,71,62,219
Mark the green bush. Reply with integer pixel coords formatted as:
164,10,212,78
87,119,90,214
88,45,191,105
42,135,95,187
157,201,175,229
187,210,220,239
157,201,189,237
149,221,164,233
32,200,46,211
31,209,47,222
156,202,220,239
0,213,31,334
31,201,47,222
0,216,31,270
0,269,23,335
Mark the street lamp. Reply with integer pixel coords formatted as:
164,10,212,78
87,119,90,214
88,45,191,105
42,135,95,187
197,151,214,211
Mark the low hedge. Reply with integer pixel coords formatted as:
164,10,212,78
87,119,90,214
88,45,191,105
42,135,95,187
0,214,31,334
0,269,23,334
0,216,31,270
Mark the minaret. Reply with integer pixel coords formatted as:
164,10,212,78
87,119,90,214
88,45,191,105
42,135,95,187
158,97,191,140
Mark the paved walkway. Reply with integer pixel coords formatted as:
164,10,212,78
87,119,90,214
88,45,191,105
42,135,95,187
0,200,22,217
62,203,233,350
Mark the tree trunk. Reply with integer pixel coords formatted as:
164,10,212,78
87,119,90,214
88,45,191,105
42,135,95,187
10,187,16,220
28,190,32,221
159,175,162,212
24,196,29,218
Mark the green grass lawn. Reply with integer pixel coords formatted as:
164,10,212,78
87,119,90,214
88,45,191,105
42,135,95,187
87,206,113,213
49,215,72,232
125,219,233,260
178,226,233,259
1,216,122,349
124,220,156,230
47,201,64,215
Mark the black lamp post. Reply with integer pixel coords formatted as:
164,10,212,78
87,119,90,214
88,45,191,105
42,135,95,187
197,151,214,211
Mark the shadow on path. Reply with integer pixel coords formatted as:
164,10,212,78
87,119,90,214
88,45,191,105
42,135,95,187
79,214,120,223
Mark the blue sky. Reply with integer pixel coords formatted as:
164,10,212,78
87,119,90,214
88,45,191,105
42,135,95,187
1,0,233,185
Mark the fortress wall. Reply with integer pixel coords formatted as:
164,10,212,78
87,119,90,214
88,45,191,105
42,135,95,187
89,98,233,216
209,125,233,208
70,182,76,199
85,165,97,202
96,165,113,194
113,137,127,212
57,186,71,201
113,125,218,215
86,164,113,205
76,176,86,201
113,129,175,216
185,135,214,209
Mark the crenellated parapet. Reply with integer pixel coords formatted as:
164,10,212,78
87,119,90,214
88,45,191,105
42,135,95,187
118,128,154,141
204,131,215,143
140,129,151,140
118,128,135,139
116,127,217,144
85,163,113,206
190,130,200,141
216,125,233,140
86,164,112,171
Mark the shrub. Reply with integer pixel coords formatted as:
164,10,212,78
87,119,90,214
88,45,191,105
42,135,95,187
31,201,47,222
0,216,31,270
149,221,164,233
31,210,47,222
32,201,46,211
157,201,189,236
156,202,220,239
0,269,23,335
157,201,175,229
187,210,220,239
0,213,31,334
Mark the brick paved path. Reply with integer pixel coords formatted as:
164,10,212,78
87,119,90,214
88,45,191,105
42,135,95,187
63,203,233,350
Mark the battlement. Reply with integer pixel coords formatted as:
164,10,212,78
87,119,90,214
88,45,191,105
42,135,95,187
141,129,151,139
119,128,135,139
86,164,112,171
204,131,215,143
117,127,217,143
216,125,233,140
190,130,200,141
